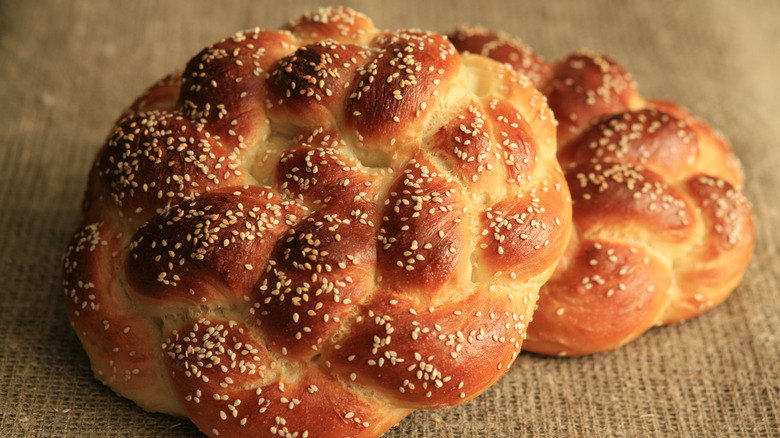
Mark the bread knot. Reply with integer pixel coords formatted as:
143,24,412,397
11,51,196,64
63,8,571,437
451,26,754,356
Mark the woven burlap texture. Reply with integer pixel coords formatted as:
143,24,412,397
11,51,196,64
1,1,778,436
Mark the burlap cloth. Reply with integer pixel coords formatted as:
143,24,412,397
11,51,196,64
1,0,777,436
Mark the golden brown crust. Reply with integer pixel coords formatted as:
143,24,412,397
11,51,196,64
344,30,460,149
376,153,469,295
267,41,368,129
162,316,408,438
452,27,755,356
449,25,551,88
567,161,695,238
558,108,700,176
126,186,305,307
64,8,571,437
543,51,645,146
322,290,527,408
432,101,495,187
95,111,250,222
63,220,181,415
476,170,570,278
524,239,673,355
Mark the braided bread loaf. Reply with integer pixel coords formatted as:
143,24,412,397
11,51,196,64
450,27,755,356
62,8,572,437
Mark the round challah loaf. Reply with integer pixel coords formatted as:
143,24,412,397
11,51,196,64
451,27,755,356
62,8,572,437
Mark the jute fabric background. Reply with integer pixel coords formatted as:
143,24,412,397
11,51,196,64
1,1,777,436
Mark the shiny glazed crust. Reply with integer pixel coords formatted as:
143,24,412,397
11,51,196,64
450,26,754,356
62,8,572,437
